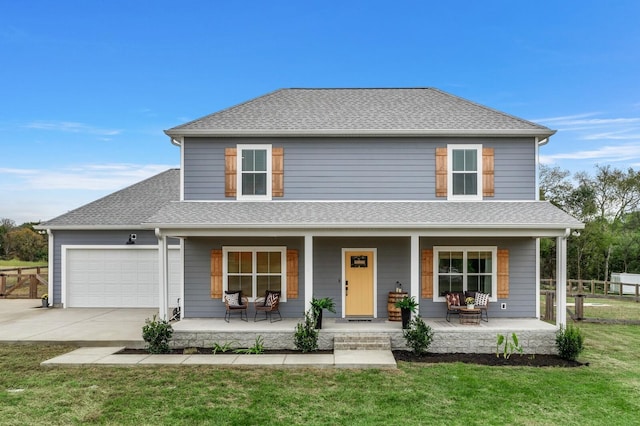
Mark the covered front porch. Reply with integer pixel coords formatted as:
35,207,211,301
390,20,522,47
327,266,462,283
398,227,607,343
170,317,558,354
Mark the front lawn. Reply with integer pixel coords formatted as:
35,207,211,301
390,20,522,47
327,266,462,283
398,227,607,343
1,323,639,425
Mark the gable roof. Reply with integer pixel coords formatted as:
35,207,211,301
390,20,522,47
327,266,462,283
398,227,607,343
39,169,180,229
165,88,555,138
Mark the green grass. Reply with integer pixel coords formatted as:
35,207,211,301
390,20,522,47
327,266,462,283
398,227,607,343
542,295,640,322
1,323,640,425
0,259,47,269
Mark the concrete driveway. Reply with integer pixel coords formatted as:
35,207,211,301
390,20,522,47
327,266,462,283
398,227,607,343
0,299,156,347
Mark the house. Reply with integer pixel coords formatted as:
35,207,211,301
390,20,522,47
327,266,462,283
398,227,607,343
40,88,582,331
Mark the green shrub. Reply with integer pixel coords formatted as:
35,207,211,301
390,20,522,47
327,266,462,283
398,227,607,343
142,315,173,354
294,310,319,352
403,315,434,355
212,341,237,354
556,324,584,361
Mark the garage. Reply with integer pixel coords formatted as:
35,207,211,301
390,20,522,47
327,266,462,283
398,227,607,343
63,246,181,308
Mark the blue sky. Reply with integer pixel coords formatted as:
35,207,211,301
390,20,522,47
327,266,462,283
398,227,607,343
2,1,639,224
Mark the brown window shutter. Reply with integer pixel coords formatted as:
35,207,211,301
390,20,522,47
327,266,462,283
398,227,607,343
435,147,447,197
210,249,223,299
225,148,237,197
286,249,299,299
272,147,284,197
421,249,434,298
497,249,509,298
483,147,495,197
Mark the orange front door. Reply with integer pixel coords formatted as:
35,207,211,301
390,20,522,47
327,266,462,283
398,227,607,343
345,250,374,316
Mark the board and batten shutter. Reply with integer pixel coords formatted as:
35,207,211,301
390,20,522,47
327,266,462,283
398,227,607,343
421,249,434,298
225,148,237,197
272,147,284,197
435,147,447,197
497,249,509,298
225,147,284,197
483,147,495,197
210,249,223,299
286,249,299,299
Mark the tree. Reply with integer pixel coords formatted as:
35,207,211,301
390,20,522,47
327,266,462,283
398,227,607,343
0,218,17,259
3,227,47,262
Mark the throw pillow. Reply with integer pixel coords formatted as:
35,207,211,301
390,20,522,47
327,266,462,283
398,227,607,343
264,291,281,307
225,291,240,306
446,293,460,306
475,292,489,307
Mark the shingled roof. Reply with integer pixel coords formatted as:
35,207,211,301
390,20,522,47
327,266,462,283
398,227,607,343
39,169,180,229
165,88,554,138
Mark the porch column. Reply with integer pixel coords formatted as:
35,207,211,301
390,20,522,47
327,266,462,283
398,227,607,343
156,229,169,320
304,234,313,313
410,234,420,316
556,231,569,327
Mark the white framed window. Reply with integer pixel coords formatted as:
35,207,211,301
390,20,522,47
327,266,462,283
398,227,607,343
237,144,272,200
222,246,286,301
447,144,482,200
433,246,497,301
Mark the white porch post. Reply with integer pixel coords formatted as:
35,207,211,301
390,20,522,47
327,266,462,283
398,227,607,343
156,229,169,320
304,234,313,313
410,234,420,316
556,231,569,327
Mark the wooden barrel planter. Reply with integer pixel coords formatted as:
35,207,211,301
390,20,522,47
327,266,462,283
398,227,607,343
387,292,407,321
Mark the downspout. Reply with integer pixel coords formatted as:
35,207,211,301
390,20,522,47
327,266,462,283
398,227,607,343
169,136,185,201
535,137,549,201
47,229,54,307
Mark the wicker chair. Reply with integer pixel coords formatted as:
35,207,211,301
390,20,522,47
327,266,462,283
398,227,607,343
445,292,463,322
224,293,248,322
254,291,282,322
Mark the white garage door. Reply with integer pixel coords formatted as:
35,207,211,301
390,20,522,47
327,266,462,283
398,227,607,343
64,246,181,308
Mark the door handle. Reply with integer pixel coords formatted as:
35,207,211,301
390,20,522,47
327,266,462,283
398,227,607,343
345,280,348,297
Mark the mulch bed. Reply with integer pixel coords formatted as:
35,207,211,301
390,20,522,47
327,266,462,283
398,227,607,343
392,351,587,367
118,347,585,367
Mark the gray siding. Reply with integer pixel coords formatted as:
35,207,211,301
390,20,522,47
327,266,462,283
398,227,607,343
313,237,411,318
50,230,160,305
419,237,537,319
183,137,537,201
183,237,305,318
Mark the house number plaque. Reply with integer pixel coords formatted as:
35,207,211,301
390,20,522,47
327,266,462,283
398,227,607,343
351,255,368,268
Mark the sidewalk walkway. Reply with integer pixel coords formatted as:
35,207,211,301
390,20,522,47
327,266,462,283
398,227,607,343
41,347,397,369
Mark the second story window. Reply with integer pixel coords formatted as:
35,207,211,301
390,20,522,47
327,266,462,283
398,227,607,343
237,144,272,200
447,144,482,200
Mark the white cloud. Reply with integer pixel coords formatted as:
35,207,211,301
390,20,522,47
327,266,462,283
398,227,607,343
540,142,640,165
0,163,175,191
24,121,121,136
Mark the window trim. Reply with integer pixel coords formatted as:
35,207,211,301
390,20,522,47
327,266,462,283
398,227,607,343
236,144,272,200
222,246,287,302
447,144,483,200
433,246,497,302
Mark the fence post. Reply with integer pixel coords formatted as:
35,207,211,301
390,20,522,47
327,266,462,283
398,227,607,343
575,294,584,320
545,291,555,321
0,274,5,297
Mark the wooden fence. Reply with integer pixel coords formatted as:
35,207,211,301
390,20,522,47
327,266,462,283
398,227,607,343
0,267,48,299
541,278,640,324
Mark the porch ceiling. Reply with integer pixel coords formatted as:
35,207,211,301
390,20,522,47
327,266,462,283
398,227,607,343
143,200,583,238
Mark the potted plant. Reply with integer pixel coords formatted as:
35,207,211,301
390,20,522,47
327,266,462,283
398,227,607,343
41,294,49,308
310,297,336,329
465,296,475,309
394,296,418,329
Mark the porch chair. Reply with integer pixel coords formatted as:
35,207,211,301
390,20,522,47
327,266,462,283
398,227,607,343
254,290,282,322
470,291,490,322
224,291,248,322
445,292,463,322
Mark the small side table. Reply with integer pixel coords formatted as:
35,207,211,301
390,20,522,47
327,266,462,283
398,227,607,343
459,307,481,325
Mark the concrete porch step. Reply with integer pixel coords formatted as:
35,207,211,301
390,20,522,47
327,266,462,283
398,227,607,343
333,333,391,350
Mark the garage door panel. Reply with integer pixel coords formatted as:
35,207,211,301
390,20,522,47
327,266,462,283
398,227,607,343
65,247,181,308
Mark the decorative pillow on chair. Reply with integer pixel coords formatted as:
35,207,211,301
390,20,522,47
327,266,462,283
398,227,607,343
264,291,281,307
446,293,460,306
225,291,241,307
475,292,489,307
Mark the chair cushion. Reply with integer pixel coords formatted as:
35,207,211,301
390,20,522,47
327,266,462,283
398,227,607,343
446,293,460,306
225,291,241,306
264,290,281,307
475,292,489,307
